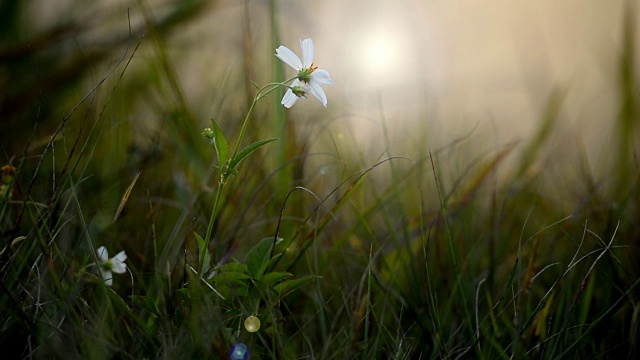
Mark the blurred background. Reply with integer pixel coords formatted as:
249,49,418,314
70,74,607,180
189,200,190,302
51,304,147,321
2,0,639,259
3,0,638,157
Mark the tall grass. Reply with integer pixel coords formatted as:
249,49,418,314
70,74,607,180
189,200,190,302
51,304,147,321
1,1,639,359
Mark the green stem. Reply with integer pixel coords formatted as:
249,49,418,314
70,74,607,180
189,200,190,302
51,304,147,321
229,77,297,161
199,77,296,278
199,179,225,278
229,97,258,164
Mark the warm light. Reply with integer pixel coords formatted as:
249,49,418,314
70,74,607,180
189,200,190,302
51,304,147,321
351,27,425,88
363,35,398,75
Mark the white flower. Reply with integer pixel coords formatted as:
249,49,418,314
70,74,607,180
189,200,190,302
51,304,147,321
96,246,127,286
275,38,333,108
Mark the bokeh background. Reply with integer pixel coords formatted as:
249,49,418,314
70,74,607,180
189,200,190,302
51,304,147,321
3,0,640,272
4,0,639,157
2,0,639,261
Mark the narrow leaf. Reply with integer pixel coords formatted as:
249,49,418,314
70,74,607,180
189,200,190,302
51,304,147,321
273,275,316,297
193,232,211,275
210,118,229,168
113,171,141,222
263,272,293,286
228,138,278,173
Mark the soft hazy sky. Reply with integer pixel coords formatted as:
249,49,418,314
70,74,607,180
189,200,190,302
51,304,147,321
289,0,638,144
28,0,640,161
273,1,637,170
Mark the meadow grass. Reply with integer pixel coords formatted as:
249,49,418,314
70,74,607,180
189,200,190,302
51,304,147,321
1,1,639,359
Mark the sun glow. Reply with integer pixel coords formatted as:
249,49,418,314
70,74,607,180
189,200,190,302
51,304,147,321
363,35,399,75
351,27,427,89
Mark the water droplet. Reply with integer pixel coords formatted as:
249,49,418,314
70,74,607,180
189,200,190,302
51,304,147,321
244,315,261,333
229,343,249,360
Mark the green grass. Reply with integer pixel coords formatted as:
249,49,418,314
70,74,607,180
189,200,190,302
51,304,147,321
2,1,639,359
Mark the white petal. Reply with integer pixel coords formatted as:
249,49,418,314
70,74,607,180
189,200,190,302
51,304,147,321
113,250,127,263
102,270,113,286
308,81,328,107
275,46,302,70
97,246,108,263
311,69,333,85
111,260,127,274
281,89,299,108
300,38,314,68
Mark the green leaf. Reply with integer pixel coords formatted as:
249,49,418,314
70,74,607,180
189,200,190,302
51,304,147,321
194,232,211,275
228,138,278,174
245,237,276,280
263,253,283,273
210,118,229,168
216,262,249,274
216,283,249,298
262,271,293,286
273,275,317,297
212,271,251,286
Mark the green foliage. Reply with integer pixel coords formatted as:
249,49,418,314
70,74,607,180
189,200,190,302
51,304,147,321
194,231,212,275
245,237,276,279
206,118,229,173
211,237,315,302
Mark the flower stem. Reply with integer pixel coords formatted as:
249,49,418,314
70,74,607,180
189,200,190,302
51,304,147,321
199,77,296,278
229,77,297,161
229,97,258,163
199,179,224,278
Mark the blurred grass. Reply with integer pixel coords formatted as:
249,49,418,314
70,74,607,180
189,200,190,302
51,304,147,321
1,1,640,359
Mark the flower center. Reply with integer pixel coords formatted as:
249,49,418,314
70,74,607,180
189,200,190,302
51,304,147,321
297,64,317,83
102,259,113,271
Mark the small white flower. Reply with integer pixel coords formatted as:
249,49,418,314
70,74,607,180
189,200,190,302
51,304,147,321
275,38,333,108
96,246,127,286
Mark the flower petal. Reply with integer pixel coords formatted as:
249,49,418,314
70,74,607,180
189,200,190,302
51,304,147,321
113,250,127,263
102,270,113,286
275,45,302,70
111,260,127,274
308,81,328,107
281,89,299,108
311,69,333,85
97,246,108,263
300,38,314,68
111,251,128,274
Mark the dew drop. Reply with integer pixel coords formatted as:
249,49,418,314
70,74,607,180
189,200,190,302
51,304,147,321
244,315,261,333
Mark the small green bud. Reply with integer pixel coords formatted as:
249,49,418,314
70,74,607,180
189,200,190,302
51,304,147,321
202,128,215,143
292,85,307,98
